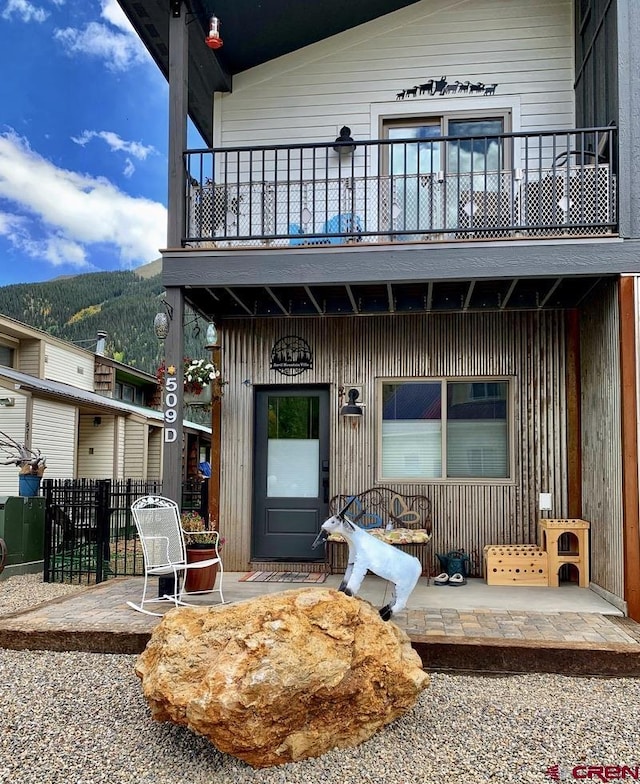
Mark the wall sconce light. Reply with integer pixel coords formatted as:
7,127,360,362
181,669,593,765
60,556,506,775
333,126,356,155
0,396,15,407
93,416,102,428
205,14,223,49
340,387,364,418
205,322,219,348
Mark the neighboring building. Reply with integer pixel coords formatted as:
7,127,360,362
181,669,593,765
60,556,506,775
0,314,210,494
119,0,640,619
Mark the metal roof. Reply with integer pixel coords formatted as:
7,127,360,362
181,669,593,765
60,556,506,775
0,367,210,434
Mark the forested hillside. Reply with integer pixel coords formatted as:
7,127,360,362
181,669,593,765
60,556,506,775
0,265,203,375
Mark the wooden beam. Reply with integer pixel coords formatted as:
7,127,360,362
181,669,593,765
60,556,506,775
208,344,222,529
619,276,640,620
167,12,188,248
162,287,185,506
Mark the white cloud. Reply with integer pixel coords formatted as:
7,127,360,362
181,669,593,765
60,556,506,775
0,129,166,269
71,130,156,161
100,0,133,34
54,19,148,71
2,0,48,23
123,158,135,178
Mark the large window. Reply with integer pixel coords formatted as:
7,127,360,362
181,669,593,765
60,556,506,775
380,379,511,481
383,113,508,235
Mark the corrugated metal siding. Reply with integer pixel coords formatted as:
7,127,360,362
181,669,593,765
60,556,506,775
31,399,76,478
580,280,624,599
218,0,573,147
44,344,94,391
218,311,569,574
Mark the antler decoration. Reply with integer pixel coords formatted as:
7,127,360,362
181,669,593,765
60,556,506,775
0,430,46,471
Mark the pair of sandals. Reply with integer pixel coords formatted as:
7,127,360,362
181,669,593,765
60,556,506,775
434,572,466,586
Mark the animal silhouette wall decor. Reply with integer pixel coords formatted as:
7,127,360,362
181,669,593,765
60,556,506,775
395,77,498,100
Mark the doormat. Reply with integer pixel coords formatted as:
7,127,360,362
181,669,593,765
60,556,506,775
239,571,328,583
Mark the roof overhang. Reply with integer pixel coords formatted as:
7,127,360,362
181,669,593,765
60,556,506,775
116,0,423,146
161,238,638,319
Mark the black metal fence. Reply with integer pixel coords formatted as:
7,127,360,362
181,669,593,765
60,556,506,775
42,478,203,585
184,126,617,247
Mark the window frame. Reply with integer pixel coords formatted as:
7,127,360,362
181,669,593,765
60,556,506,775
376,376,516,485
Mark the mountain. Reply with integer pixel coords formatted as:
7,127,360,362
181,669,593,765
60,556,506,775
0,261,203,375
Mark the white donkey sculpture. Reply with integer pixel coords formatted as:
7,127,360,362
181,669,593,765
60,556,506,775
312,500,422,621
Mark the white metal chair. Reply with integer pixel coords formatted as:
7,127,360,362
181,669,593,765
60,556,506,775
126,495,224,616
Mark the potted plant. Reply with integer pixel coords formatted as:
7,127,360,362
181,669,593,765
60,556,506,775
180,510,224,593
157,357,224,406
0,430,47,497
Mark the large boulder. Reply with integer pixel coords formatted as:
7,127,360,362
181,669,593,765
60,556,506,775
135,587,429,767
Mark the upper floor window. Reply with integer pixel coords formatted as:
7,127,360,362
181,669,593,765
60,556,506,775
379,378,511,482
383,113,509,236
114,381,144,405
0,344,15,368
384,113,508,178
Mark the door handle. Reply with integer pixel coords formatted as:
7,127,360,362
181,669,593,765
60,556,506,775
322,478,329,503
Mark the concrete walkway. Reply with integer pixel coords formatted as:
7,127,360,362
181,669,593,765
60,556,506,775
2,573,640,676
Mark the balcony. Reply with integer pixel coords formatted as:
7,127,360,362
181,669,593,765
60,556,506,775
183,127,617,250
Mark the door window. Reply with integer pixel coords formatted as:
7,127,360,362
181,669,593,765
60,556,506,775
266,395,320,497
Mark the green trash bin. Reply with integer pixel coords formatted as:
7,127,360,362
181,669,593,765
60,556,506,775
0,496,46,567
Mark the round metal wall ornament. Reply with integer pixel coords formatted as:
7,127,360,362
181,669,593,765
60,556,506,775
270,336,313,376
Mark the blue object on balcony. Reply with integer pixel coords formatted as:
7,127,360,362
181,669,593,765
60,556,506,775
289,213,362,246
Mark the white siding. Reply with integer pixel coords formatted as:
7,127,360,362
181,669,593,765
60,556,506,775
44,343,94,391
0,390,29,496
77,415,116,478
216,0,573,149
17,339,42,377
147,426,162,480
124,418,147,479
31,399,76,479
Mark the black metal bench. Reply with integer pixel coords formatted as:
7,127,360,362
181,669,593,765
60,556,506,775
325,488,433,576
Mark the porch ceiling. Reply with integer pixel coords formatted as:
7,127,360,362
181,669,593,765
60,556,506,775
116,0,422,145
182,275,609,320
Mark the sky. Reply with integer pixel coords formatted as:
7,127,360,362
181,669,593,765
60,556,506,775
0,0,198,286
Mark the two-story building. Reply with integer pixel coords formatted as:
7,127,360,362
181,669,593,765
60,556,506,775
0,315,210,493
119,0,640,620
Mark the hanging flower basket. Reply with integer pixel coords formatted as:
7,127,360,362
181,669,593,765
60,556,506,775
184,384,212,406
157,357,226,406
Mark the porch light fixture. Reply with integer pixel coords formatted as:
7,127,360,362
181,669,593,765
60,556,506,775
153,312,170,340
340,387,363,418
205,322,219,348
333,126,356,155
205,14,223,49
93,416,102,428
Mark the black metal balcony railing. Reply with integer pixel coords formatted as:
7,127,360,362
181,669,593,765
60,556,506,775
183,127,617,248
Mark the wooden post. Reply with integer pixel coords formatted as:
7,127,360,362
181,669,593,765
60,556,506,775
619,276,640,620
161,9,188,507
208,344,222,528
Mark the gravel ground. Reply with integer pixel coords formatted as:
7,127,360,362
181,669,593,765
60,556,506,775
0,573,84,616
1,576,639,784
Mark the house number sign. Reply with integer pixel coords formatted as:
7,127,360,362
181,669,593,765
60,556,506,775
163,364,179,443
